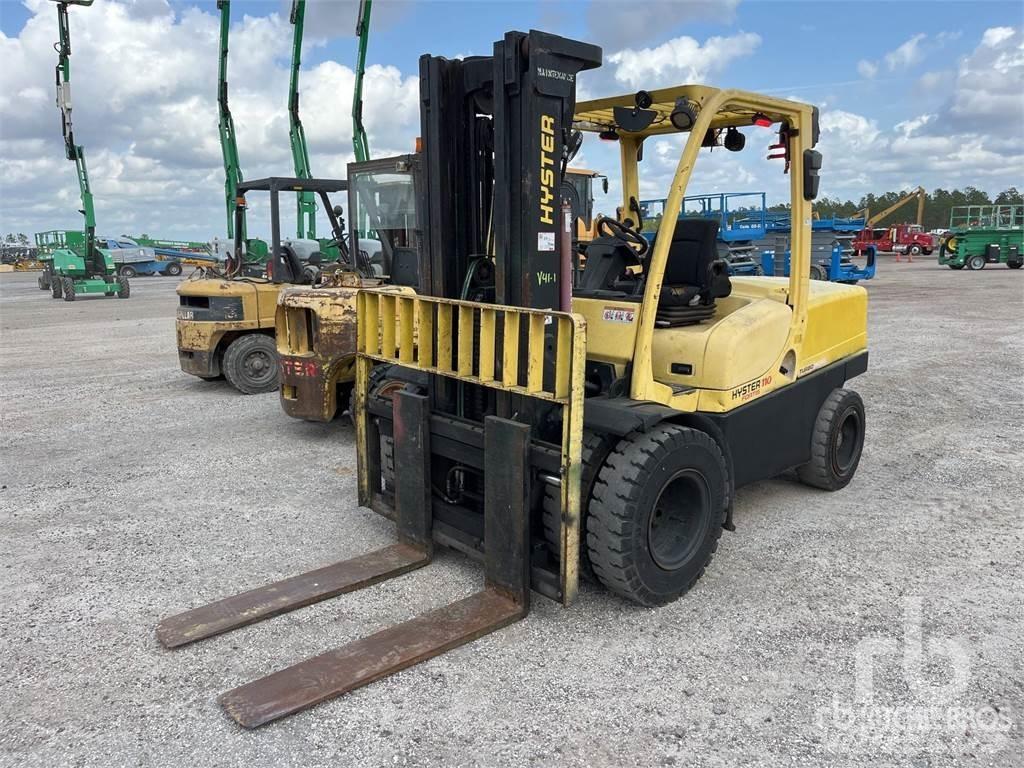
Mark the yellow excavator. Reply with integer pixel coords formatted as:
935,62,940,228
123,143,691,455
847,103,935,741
159,30,868,728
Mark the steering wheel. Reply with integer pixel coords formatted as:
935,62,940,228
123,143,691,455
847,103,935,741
597,216,651,258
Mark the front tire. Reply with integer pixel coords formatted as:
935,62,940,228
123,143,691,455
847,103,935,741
164,262,183,276
61,277,76,301
587,425,727,606
967,254,986,271
222,334,279,394
797,388,865,491
51,276,63,299
948,264,964,270
119,265,138,278
810,263,827,281
116,275,130,298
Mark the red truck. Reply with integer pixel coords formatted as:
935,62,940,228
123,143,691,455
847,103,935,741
853,223,936,259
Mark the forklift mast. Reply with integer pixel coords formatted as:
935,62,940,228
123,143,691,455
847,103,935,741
53,0,104,277
418,32,600,307
288,0,317,239
352,0,373,163
216,0,245,242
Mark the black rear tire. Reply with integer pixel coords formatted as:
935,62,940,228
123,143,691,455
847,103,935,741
796,388,865,491
1008,261,1023,270
116,276,130,298
222,334,279,394
38,274,49,290
541,431,616,580
62,277,76,302
810,263,827,281
587,425,727,606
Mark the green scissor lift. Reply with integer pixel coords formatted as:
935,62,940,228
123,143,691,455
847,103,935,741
42,0,128,301
938,205,1023,271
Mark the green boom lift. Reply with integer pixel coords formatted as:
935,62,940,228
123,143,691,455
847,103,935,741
353,0,372,163
216,0,267,266
42,0,129,301
286,0,345,261
287,0,317,240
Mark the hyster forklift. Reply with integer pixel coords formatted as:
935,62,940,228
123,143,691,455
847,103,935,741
42,0,130,302
158,30,868,728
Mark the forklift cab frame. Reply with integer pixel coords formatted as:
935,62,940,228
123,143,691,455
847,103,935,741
230,176,350,282
573,85,822,407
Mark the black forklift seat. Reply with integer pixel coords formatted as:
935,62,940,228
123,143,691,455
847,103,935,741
656,218,731,326
274,244,309,284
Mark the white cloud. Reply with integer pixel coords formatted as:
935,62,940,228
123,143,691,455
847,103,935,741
607,31,761,90
0,0,418,239
857,59,879,79
981,26,1015,47
585,0,741,48
884,33,927,71
936,26,1024,135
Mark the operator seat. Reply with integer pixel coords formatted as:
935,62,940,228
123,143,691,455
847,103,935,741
656,218,732,327
274,244,308,284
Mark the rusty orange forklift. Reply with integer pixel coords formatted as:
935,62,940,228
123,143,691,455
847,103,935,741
158,30,868,728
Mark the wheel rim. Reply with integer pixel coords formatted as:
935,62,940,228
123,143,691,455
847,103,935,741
242,349,276,387
831,407,861,474
647,469,711,571
970,256,983,269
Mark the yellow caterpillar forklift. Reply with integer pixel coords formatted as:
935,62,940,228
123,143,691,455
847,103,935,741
158,30,868,728
176,178,360,393
276,154,423,418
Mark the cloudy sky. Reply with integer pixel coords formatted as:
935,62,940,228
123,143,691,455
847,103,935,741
1,0,1022,241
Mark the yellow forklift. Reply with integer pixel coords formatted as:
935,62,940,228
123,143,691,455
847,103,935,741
176,178,359,393
159,30,868,727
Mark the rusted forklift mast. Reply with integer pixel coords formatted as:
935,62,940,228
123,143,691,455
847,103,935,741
157,30,600,728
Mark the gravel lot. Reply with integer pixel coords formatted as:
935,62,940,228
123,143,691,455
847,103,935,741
1,262,1021,767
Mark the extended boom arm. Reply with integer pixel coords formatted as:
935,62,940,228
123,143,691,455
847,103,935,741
288,0,317,239
53,0,104,277
217,0,246,242
866,186,926,227
352,0,372,162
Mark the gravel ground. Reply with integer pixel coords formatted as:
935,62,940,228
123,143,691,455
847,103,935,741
1,262,1021,768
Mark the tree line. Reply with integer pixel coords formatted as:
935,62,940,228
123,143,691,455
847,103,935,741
774,187,1023,231
2,233,31,246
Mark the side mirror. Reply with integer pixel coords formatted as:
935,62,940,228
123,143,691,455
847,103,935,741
803,149,822,201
